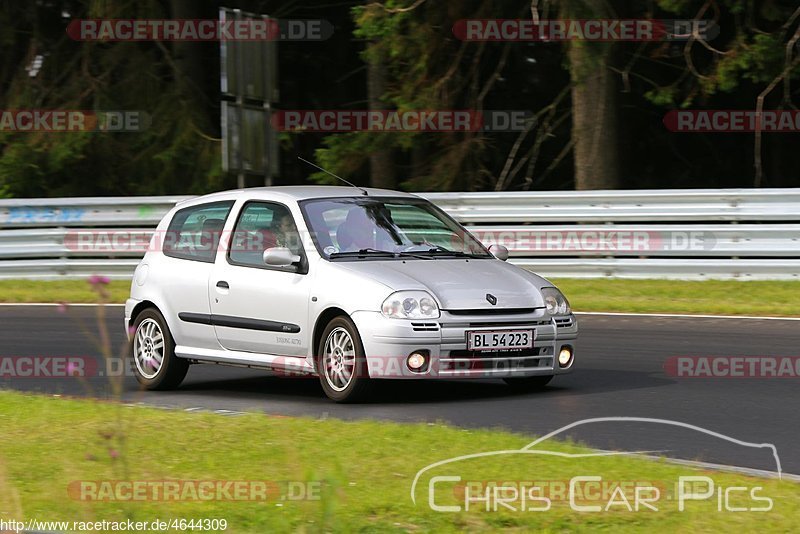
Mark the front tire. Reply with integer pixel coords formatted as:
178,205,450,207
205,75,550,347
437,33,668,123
316,316,371,403
503,375,553,391
130,308,188,390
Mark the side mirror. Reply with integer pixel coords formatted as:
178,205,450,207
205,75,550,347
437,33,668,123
263,247,301,267
488,244,509,261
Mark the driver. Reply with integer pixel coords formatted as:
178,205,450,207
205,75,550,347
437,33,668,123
336,208,376,251
272,210,301,253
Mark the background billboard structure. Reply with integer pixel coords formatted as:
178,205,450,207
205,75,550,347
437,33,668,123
220,7,279,187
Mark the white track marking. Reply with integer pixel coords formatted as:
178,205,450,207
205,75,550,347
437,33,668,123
576,311,800,321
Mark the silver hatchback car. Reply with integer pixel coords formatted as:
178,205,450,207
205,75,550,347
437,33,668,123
126,186,577,402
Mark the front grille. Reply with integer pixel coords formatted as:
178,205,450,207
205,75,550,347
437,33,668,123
457,319,550,328
446,308,539,316
411,322,439,332
448,347,544,359
439,346,553,372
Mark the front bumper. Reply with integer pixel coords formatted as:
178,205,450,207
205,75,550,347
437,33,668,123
351,309,577,379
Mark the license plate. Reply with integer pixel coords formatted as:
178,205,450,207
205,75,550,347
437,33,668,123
467,329,534,351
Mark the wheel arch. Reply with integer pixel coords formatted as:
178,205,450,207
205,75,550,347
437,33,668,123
129,300,159,328
312,307,350,367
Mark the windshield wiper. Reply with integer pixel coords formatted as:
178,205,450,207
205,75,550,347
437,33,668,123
329,248,432,260
396,251,434,260
329,248,396,259
419,246,487,258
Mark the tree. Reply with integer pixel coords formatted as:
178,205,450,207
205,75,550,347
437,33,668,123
313,0,564,192
644,0,800,187
0,0,225,197
364,3,397,189
559,0,620,189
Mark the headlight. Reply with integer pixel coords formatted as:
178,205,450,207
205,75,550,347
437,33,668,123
381,291,440,319
541,287,571,316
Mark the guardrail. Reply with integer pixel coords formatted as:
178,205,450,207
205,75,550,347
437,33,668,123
1,188,799,280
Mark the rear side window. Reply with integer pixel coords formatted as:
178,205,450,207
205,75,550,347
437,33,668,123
163,201,235,263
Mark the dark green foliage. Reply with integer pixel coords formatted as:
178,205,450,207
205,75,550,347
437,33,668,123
0,0,224,197
0,0,798,196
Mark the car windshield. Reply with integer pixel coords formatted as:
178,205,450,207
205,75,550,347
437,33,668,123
300,197,492,260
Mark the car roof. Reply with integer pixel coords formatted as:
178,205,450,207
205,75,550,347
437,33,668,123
177,185,421,206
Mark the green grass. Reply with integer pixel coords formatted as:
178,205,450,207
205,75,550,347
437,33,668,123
1,278,800,317
0,391,797,532
551,279,800,317
0,280,130,304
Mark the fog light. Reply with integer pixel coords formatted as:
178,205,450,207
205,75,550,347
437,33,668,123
407,352,427,371
558,347,573,368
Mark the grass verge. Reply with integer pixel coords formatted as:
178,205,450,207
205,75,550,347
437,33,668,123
0,391,797,532
0,280,130,304
1,278,800,317
551,279,800,317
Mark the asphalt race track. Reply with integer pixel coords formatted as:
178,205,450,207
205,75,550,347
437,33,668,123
1,305,797,476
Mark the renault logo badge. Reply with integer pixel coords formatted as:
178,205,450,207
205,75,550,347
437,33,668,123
486,293,497,305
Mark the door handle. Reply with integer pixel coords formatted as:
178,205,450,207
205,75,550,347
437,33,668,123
216,281,230,289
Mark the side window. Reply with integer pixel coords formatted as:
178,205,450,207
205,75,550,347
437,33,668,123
229,202,303,268
163,201,234,263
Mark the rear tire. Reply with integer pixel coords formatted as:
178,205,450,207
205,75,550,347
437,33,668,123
503,375,553,391
316,316,371,403
130,308,188,390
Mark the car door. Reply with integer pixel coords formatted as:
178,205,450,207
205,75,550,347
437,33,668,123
159,200,235,350
208,200,311,357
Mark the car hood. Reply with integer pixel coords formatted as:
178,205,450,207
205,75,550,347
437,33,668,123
334,259,549,310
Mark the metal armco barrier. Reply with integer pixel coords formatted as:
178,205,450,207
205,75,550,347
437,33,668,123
1,188,799,280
